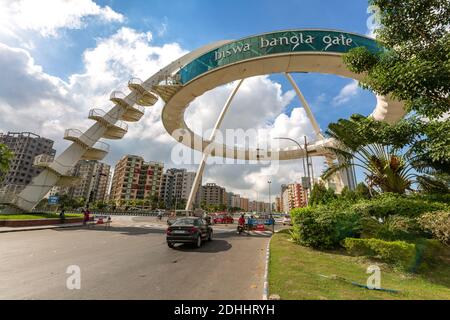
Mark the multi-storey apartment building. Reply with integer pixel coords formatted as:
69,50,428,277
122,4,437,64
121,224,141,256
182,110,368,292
200,183,226,207
275,196,282,212
110,155,163,203
160,168,200,208
288,183,306,209
0,131,55,193
226,192,234,208
231,194,241,208
280,183,307,213
248,200,270,213
67,160,111,203
240,197,249,211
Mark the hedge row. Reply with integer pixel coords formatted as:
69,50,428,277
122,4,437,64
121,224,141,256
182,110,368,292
290,193,450,248
350,193,448,219
343,238,416,271
290,207,360,249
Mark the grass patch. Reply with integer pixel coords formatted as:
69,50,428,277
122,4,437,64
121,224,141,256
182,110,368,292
269,231,450,300
0,213,83,220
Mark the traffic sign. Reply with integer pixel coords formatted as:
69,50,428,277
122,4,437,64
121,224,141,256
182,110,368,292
48,196,59,205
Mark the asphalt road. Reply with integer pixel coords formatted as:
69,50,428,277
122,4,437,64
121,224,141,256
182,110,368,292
0,219,271,300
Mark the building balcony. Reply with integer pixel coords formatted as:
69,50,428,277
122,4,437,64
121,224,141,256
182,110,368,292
151,82,182,103
33,154,54,168
128,78,158,106
32,154,78,184
64,129,92,148
81,141,110,161
88,109,128,140
110,91,145,122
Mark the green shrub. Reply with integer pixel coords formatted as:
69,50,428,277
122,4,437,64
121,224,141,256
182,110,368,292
343,238,416,270
290,193,449,250
290,206,315,223
291,207,361,249
309,183,337,206
351,193,448,219
340,183,372,202
414,193,450,204
418,211,450,245
361,215,424,241
414,239,450,273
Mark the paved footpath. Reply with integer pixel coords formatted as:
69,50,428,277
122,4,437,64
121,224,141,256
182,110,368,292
0,218,271,300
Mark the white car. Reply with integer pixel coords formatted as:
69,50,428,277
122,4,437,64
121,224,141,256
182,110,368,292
282,215,292,226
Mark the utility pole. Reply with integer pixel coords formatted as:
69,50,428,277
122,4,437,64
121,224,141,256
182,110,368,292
304,136,314,192
268,180,272,215
304,136,312,191
274,137,310,205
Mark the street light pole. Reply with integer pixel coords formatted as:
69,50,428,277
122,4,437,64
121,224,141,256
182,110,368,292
274,137,312,205
304,136,312,189
274,137,307,180
268,180,272,215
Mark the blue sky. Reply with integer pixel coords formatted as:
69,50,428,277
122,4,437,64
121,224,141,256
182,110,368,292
0,0,377,198
33,0,375,128
25,0,376,130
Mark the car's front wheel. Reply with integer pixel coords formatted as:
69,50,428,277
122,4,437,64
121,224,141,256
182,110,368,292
167,242,174,248
208,231,213,241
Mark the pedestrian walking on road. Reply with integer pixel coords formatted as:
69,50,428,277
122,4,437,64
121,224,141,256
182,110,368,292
82,208,90,226
269,214,275,233
59,208,66,224
247,215,254,233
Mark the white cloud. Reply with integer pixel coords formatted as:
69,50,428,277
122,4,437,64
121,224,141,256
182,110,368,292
269,108,316,144
0,0,124,38
157,17,169,37
0,27,186,160
0,22,323,201
69,27,184,96
0,0,327,201
332,80,360,106
0,43,76,131
201,106,323,200
238,156,326,200
186,76,296,137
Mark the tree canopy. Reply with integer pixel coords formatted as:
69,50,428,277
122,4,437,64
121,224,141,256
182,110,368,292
309,182,337,206
323,114,450,194
343,0,450,119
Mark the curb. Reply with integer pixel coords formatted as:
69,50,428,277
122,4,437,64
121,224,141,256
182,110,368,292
0,224,83,234
262,234,273,300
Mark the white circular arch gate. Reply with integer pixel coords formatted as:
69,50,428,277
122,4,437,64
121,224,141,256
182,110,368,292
2,29,405,212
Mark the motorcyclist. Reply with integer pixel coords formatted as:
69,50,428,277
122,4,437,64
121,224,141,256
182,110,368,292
237,214,246,234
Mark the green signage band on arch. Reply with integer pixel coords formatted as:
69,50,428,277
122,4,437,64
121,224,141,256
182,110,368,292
179,29,382,84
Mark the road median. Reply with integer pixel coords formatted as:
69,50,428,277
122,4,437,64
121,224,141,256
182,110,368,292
269,229,450,300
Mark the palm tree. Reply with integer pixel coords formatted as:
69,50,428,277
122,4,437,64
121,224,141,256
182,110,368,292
322,116,416,195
